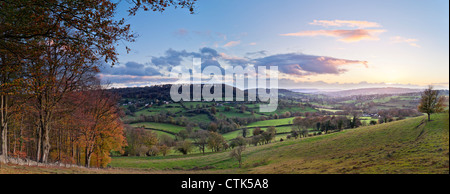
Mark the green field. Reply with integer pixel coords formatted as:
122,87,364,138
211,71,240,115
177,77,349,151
265,106,317,115
130,122,186,134
246,117,295,128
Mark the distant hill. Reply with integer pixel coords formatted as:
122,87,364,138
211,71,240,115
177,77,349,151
109,84,243,102
109,85,314,102
323,87,423,97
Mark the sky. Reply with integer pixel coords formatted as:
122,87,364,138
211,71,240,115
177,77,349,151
99,0,450,90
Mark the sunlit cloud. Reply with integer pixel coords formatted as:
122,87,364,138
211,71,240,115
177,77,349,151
309,20,381,28
390,36,420,48
223,40,241,47
174,28,189,37
281,29,386,42
254,53,368,76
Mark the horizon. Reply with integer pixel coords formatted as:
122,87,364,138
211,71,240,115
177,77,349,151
106,82,449,92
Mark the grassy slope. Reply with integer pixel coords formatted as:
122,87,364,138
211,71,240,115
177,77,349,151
111,113,449,174
2,113,448,174
247,113,449,174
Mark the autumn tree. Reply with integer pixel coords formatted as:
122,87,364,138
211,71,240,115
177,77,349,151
207,131,226,152
1,0,196,164
418,86,446,121
0,51,27,159
73,84,126,167
252,127,263,136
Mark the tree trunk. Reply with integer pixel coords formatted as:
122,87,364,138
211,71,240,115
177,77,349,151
85,147,92,168
36,126,42,161
1,123,7,157
41,125,51,163
427,113,431,121
1,95,8,158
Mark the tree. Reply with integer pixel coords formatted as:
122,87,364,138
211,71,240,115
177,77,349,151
190,130,209,154
158,144,171,156
267,126,277,137
177,129,189,140
252,127,263,136
418,86,446,121
292,117,308,137
207,131,226,152
242,128,248,138
262,126,276,144
0,58,26,159
230,145,245,168
74,86,127,167
230,136,247,149
210,106,217,115
1,0,196,164
175,140,192,155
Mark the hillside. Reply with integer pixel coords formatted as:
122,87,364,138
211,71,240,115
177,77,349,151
109,113,448,174
247,113,449,173
1,113,448,174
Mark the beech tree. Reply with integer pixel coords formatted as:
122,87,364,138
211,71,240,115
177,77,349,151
73,84,126,167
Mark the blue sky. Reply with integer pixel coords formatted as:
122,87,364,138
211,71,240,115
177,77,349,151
100,0,449,90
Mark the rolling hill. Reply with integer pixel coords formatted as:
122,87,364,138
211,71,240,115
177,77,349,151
2,113,448,174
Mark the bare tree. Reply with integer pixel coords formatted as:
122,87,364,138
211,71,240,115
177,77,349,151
230,145,245,168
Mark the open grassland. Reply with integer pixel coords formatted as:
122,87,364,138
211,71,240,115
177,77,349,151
2,113,448,174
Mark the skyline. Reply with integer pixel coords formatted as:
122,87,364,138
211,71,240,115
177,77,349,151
99,0,449,90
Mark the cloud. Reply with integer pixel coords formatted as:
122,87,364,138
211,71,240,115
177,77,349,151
101,62,161,76
174,28,189,37
309,20,381,28
390,36,420,47
100,48,370,87
193,30,227,41
277,79,434,90
223,40,241,47
246,50,268,57
253,53,368,75
150,47,224,72
281,29,386,42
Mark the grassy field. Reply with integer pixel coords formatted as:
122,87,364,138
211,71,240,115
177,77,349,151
246,117,295,128
2,113,448,174
130,122,186,133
